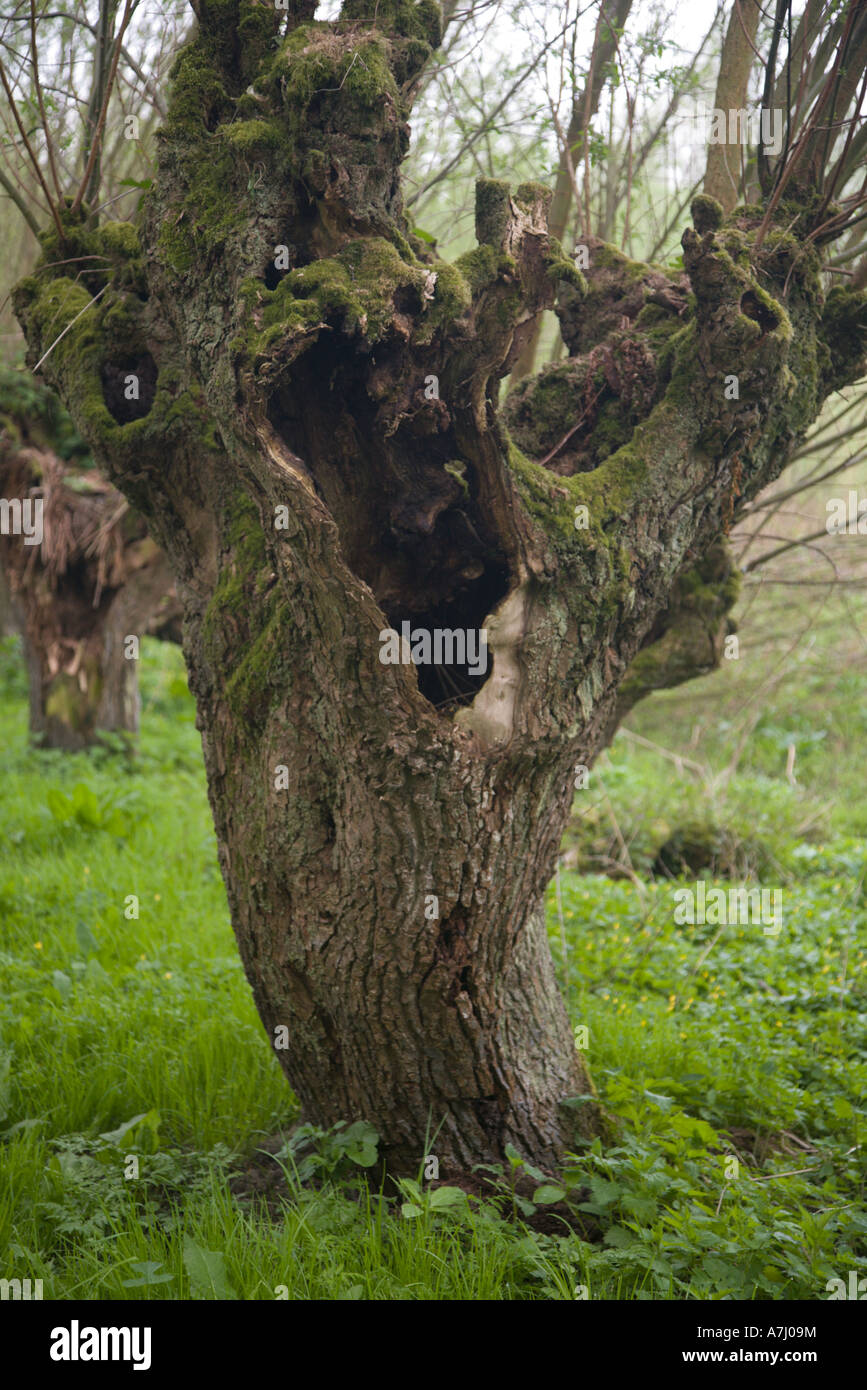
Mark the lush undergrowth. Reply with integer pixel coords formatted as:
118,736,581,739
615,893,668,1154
0,628,865,1300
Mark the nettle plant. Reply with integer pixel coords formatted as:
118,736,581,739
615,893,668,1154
6,0,867,1178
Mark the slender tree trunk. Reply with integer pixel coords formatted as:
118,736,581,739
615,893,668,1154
703,0,761,213
509,0,633,385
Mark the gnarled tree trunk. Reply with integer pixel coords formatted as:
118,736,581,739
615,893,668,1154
13,1,866,1175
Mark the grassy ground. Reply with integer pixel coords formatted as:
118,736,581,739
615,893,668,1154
0,611,865,1301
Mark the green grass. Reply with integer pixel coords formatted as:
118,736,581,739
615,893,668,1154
0,628,865,1300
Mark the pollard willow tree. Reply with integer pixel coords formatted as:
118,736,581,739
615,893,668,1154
12,0,867,1175
0,371,180,747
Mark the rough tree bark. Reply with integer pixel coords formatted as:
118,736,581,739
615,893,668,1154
0,566,16,638
12,0,867,1176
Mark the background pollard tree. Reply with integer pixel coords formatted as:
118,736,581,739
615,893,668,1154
0,368,180,747
7,0,867,1176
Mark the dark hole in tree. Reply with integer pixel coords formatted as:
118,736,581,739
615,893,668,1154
101,352,157,424
384,587,503,710
46,557,113,636
740,290,778,334
264,261,284,290
264,241,309,290
392,283,421,316
266,334,510,711
204,98,225,134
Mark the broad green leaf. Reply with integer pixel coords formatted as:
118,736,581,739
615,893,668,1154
561,1094,597,1110
341,1119,379,1166
75,920,99,957
429,1186,466,1211
121,1261,174,1288
622,1193,657,1221
183,1239,237,1300
533,1184,566,1205
603,1225,635,1248
643,1090,673,1111
588,1178,622,1207
99,1112,150,1146
52,970,72,1001
46,788,71,822
71,783,100,826
84,958,110,986
702,1255,746,1288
